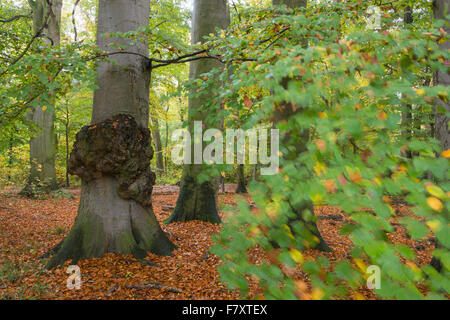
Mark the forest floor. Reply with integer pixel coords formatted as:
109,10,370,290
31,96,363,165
0,184,435,300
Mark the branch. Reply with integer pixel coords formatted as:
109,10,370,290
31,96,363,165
150,49,208,64
85,50,153,63
72,0,81,42
231,1,242,23
0,3,53,77
87,49,213,68
349,138,363,152
1,66,64,122
0,13,32,23
259,26,290,45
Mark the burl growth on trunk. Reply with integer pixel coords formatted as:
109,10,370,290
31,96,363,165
68,114,156,207
43,114,175,269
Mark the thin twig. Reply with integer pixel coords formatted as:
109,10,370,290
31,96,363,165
72,0,81,42
231,1,242,22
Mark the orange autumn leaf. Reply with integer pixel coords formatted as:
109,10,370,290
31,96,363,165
427,197,443,212
323,179,337,193
441,149,450,158
243,96,253,108
315,139,326,151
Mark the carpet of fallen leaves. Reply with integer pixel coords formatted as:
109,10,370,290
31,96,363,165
0,184,435,300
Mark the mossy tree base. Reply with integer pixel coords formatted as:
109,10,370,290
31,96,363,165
291,201,331,252
235,182,248,194
46,177,175,269
271,201,332,252
235,164,248,194
430,241,443,273
19,177,59,198
166,172,221,224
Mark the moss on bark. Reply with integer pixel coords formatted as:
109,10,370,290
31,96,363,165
167,174,221,224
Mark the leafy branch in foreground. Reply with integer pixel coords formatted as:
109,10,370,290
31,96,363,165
199,2,450,300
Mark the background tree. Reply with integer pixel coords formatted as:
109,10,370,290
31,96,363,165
271,0,330,251
235,164,248,193
430,0,449,272
401,5,413,159
167,0,230,223
22,0,62,194
151,116,165,174
148,0,190,178
54,87,91,187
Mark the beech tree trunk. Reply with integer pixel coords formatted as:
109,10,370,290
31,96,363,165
24,0,61,193
45,0,174,269
272,0,330,251
431,0,449,272
167,0,230,224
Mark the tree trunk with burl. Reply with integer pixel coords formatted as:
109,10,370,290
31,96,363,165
45,0,174,269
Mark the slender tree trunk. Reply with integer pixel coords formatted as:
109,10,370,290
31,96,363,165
24,0,61,193
235,164,247,193
179,99,185,123
401,5,413,158
165,114,169,173
430,0,449,272
151,117,164,174
7,135,14,181
252,164,258,181
65,104,70,187
252,136,259,181
401,103,412,158
167,0,230,224
271,0,330,251
45,0,174,269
